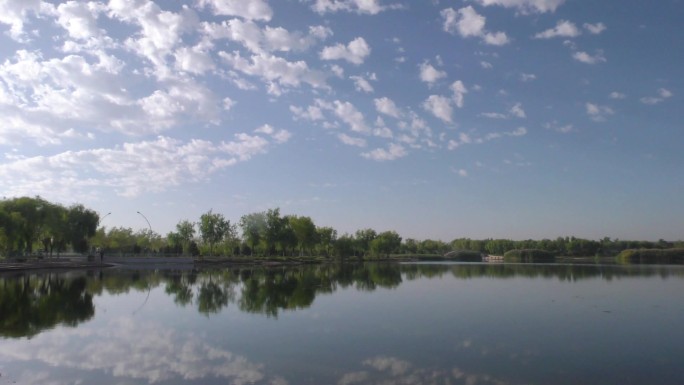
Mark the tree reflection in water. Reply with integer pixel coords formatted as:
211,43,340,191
2,262,682,338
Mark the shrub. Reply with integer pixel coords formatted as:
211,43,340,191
615,248,684,264
503,249,555,263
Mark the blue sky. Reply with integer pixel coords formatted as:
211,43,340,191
0,0,682,241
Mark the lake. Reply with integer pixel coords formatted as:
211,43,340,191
1,262,684,385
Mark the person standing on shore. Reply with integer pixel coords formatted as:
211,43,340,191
99,248,104,263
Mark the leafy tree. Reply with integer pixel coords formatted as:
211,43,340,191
316,226,337,257
354,228,377,257
239,212,267,256
173,220,196,255
198,210,231,256
288,215,317,256
370,231,402,258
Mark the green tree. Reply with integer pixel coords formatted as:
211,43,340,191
370,231,402,258
354,228,377,257
198,210,231,256
239,212,267,256
316,226,337,257
175,220,196,255
288,215,317,256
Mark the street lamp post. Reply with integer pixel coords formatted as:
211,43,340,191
136,211,153,256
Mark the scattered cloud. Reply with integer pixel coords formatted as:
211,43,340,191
338,133,367,147
320,37,371,65
509,103,526,118
573,50,606,64
640,88,673,105
441,6,510,46
586,102,614,121
584,22,607,34
0,133,285,199
419,61,447,85
198,0,273,21
350,75,375,93
423,95,453,123
544,121,574,133
609,92,627,99
520,73,537,82
374,97,402,119
361,143,407,161
451,80,468,108
534,20,580,39
471,0,567,14
308,0,404,15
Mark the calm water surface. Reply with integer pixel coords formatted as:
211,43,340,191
1,262,684,385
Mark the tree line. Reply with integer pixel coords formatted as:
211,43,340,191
2,196,682,258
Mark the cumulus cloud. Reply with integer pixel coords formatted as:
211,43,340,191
573,50,606,64
0,0,50,41
219,51,328,94
203,19,331,55
350,75,374,93
419,62,447,85
441,6,509,45
197,0,273,21
451,80,468,108
448,127,526,149
309,0,403,15
320,37,371,65
374,97,402,119
640,88,673,105
0,133,285,199
331,100,370,133
361,143,407,161
509,102,526,118
471,0,566,14
584,22,607,34
520,73,537,82
423,95,453,123
609,92,627,99
586,102,614,121
534,20,580,39
338,133,367,147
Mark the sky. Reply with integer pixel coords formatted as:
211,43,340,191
0,0,682,242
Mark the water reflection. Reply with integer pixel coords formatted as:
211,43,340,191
0,274,94,338
1,263,683,338
0,316,287,385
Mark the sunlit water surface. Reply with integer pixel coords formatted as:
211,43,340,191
1,262,683,385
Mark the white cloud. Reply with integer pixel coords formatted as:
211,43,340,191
471,0,566,14
480,61,493,69
338,133,367,147
573,50,606,64
55,1,105,41
423,95,453,123
374,97,402,119
361,143,407,161
586,102,614,121
419,62,447,85
442,6,509,45
0,133,284,199
198,0,273,21
309,0,403,15
509,103,526,118
203,19,331,55
520,73,537,82
584,22,606,34
0,0,50,41
609,92,626,99
320,37,371,65
450,80,468,108
333,100,370,133
454,168,469,177
480,112,507,119
350,75,374,93
534,20,580,39
640,88,673,105
544,121,574,133
449,127,527,149
219,51,328,93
